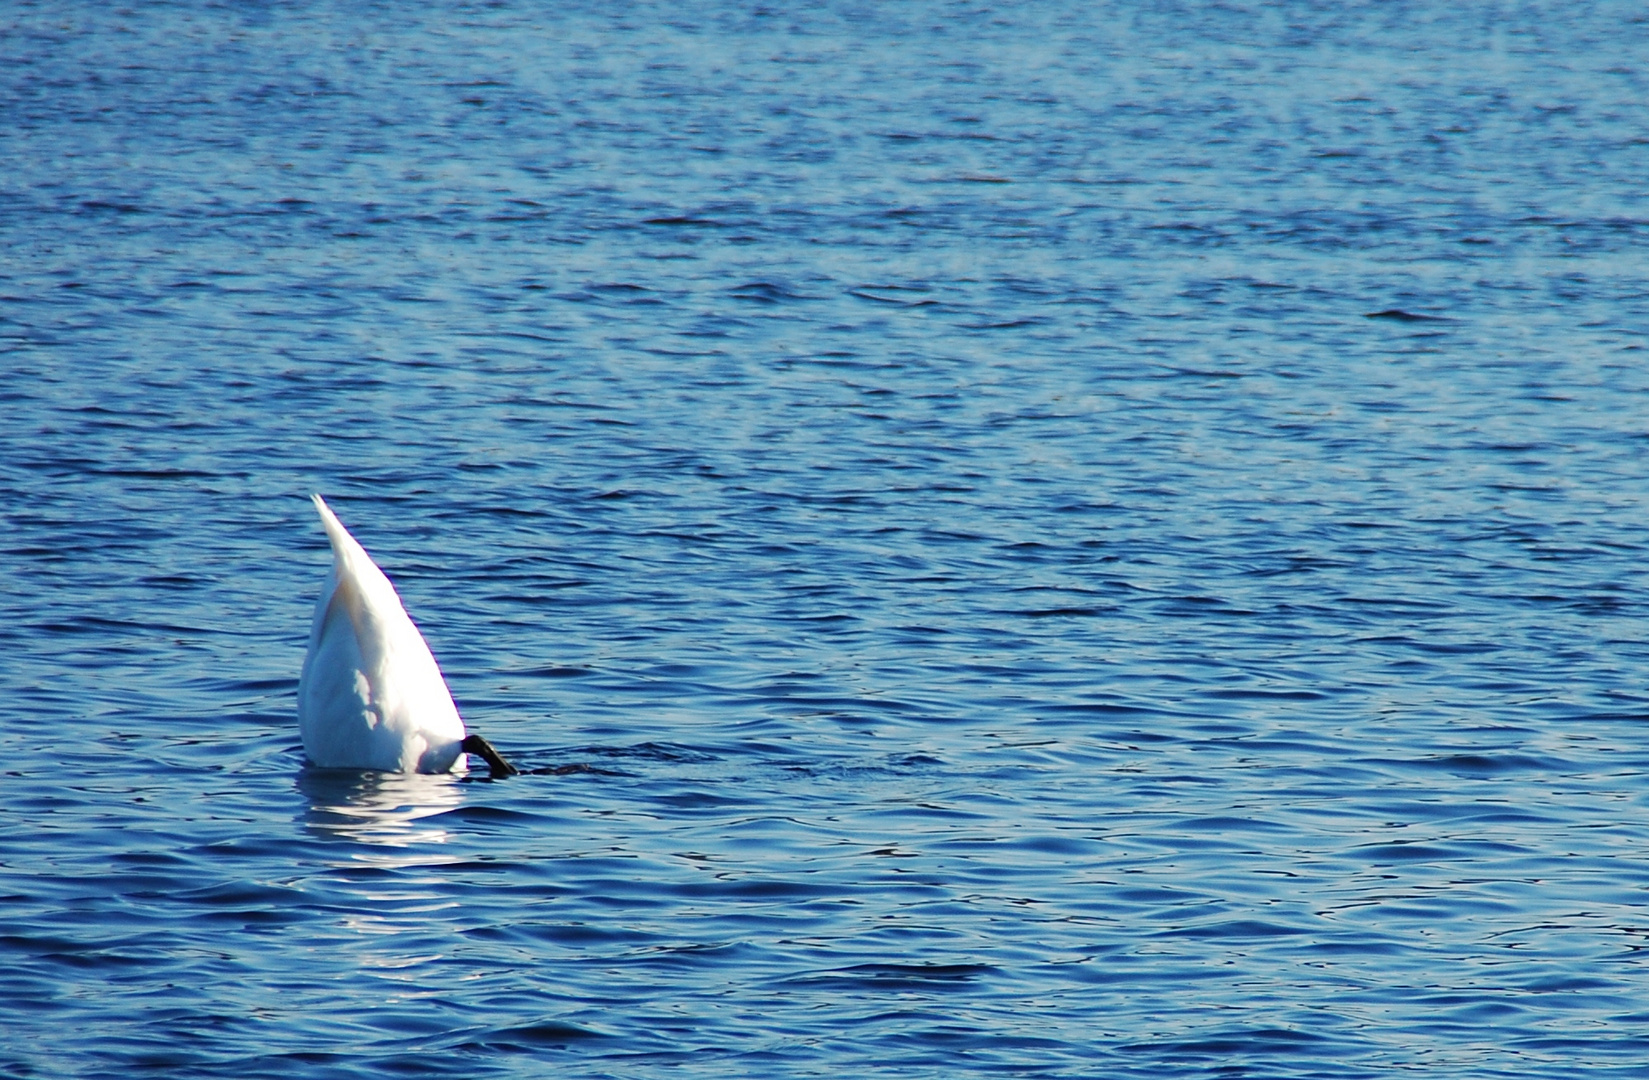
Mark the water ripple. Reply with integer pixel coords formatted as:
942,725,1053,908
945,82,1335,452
4,1,1649,1077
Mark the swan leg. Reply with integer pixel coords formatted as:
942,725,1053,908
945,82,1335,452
461,734,519,778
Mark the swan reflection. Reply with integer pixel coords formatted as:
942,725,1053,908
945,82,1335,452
297,767,464,849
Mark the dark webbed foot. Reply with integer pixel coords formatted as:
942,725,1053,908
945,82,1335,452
461,733,519,778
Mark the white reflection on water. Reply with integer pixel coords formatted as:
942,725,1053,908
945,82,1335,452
297,769,469,947
296,767,465,849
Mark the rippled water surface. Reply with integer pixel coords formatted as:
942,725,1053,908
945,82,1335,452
5,2,1649,1076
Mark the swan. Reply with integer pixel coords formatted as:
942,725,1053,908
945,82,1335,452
297,494,515,777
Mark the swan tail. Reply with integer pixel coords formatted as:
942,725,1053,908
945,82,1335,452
311,494,370,574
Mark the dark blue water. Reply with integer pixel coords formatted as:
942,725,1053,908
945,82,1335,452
5,2,1649,1076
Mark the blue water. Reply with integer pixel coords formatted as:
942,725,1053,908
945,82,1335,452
5,2,1649,1076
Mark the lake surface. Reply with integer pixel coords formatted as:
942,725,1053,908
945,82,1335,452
4,2,1649,1076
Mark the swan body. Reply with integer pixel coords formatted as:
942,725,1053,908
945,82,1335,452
297,495,468,773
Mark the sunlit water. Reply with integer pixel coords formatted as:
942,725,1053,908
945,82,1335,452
5,2,1649,1077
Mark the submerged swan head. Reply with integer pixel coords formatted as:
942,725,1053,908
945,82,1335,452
297,495,514,776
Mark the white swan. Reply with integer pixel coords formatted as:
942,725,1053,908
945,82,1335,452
297,495,515,776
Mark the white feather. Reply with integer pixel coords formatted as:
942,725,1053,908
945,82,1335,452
297,495,467,773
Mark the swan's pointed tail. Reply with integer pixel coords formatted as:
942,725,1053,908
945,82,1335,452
462,734,519,778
